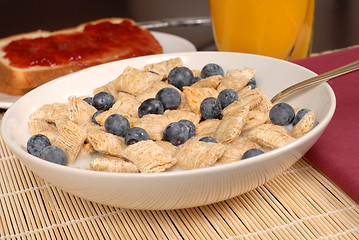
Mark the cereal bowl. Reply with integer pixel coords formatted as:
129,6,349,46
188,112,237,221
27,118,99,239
1,52,336,210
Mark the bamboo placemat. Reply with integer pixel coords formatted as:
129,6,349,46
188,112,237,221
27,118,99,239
0,115,358,240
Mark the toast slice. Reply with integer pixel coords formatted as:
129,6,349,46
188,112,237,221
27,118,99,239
0,18,163,95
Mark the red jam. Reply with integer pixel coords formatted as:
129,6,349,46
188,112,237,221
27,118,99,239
3,20,162,68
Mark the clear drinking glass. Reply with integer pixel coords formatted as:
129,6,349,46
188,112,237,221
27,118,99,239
209,0,315,60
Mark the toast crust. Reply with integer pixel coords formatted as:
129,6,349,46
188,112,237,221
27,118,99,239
0,18,163,95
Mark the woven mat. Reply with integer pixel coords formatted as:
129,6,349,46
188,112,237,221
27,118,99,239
0,116,358,240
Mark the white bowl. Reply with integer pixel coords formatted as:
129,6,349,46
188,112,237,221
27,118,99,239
1,52,336,210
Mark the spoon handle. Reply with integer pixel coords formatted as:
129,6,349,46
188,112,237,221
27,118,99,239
138,16,211,29
270,60,359,103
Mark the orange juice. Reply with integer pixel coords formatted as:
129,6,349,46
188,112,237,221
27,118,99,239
209,0,315,60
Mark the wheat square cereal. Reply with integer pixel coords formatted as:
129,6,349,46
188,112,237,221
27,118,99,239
191,75,222,89
155,140,178,156
90,155,139,173
164,109,201,124
143,57,183,78
134,114,174,141
183,86,218,114
87,129,126,157
247,124,295,149
217,67,255,93
174,138,225,169
111,92,141,117
29,118,57,135
53,121,87,164
68,96,97,125
222,92,262,116
214,106,249,143
121,140,177,173
290,111,316,138
242,110,268,132
195,119,221,138
218,138,263,164
93,82,119,101
30,103,69,123
111,66,162,95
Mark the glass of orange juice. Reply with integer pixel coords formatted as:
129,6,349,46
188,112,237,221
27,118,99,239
208,0,315,60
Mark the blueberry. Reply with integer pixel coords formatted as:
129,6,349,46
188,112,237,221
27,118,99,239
83,97,93,105
27,134,51,157
200,97,222,119
155,87,181,110
241,148,264,160
292,108,311,126
105,114,130,137
92,92,115,111
91,110,104,125
125,127,150,145
168,66,193,91
218,89,239,109
201,63,224,78
163,122,189,146
269,103,295,126
246,77,257,89
178,119,196,138
138,98,164,118
199,137,217,143
39,146,67,165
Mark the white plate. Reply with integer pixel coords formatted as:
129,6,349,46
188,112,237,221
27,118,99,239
1,52,336,210
0,31,196,109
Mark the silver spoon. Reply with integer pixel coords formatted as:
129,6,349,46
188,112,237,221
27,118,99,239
270,60,359,103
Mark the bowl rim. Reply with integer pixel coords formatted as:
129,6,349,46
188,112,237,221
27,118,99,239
1,51,336,179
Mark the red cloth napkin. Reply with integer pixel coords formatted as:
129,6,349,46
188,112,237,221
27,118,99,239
293,46,359,202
